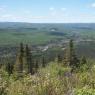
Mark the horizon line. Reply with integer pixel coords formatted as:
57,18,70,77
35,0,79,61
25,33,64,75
0,21,95,24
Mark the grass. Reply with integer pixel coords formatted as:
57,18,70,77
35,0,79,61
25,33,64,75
1,60,95,95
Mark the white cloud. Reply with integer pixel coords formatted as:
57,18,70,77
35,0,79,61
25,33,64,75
24,10,31,14
51,11,57,16
49,7,57,16
61,8,66,11
1,13,95,23
1,14,13,18
0,7,5,12
91,3,95,8
0,14,23,22
49,7,55,11
1,8,95,23
49,7,66,17
0,7,3,11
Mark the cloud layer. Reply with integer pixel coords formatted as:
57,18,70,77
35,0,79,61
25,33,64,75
0,2,95,23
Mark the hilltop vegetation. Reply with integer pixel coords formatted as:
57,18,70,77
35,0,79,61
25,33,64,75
0,60,95,95
0,40,95,95
0,23,95,95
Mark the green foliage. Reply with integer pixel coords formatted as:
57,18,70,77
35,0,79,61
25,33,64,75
69,40,79,68
1,38,95,95
14,43,34,75
23,44,32,74
57,54,63,63
81,56,87,65
0,61,95,95
14,43,24,74
42,57,46,68
5,62,13,75
75,88,95,95
63,40,80,72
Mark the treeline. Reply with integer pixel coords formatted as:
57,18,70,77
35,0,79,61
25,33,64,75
1,40,87,76
57,40,87,72
1,43,47,76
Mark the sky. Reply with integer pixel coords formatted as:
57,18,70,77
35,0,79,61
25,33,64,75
0,0,95,23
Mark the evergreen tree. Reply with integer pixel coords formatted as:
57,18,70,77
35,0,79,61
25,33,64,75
0,64,2,69
63,48,70,66
27,47,34,75
19,43,24,57
71,55,80,70
69,40,79,71
79,56,88,71
57,54,62,63
35,59,39,72
23,44,29,74
69,39,74,66
42,57,46,67
23,45,34,74
81,56,87,65
5,62,13,75
63,40,79,71
14,43,24,74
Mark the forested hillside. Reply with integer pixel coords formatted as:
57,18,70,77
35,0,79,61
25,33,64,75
0,40,95,95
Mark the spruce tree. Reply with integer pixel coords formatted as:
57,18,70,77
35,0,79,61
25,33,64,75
5,62,13,75
81,56,87,65
57,54,62,63
20,43,24,57
35,59,39,72
69,39,74,66
14,43,24,74
79,56,88,71
42,57,46,67
63,41,73,66
63,48,70,66
28,47,34,75
69,40,79,71
23,44,29,74
63,40,79,71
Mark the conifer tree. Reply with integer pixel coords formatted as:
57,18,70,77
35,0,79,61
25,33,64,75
69,40,79,71
57,54,62,63
63,40,79,71
63,48,70,66
5,62,13,75
80,56,87,65
14,43,24,74
23,45,30,74
35,59,39,72
79,56,88,71
27,47,34,74
20,43,24,56
69,39,74,66
42,56,46,67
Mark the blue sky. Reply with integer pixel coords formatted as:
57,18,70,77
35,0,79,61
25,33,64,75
0,0,95,23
